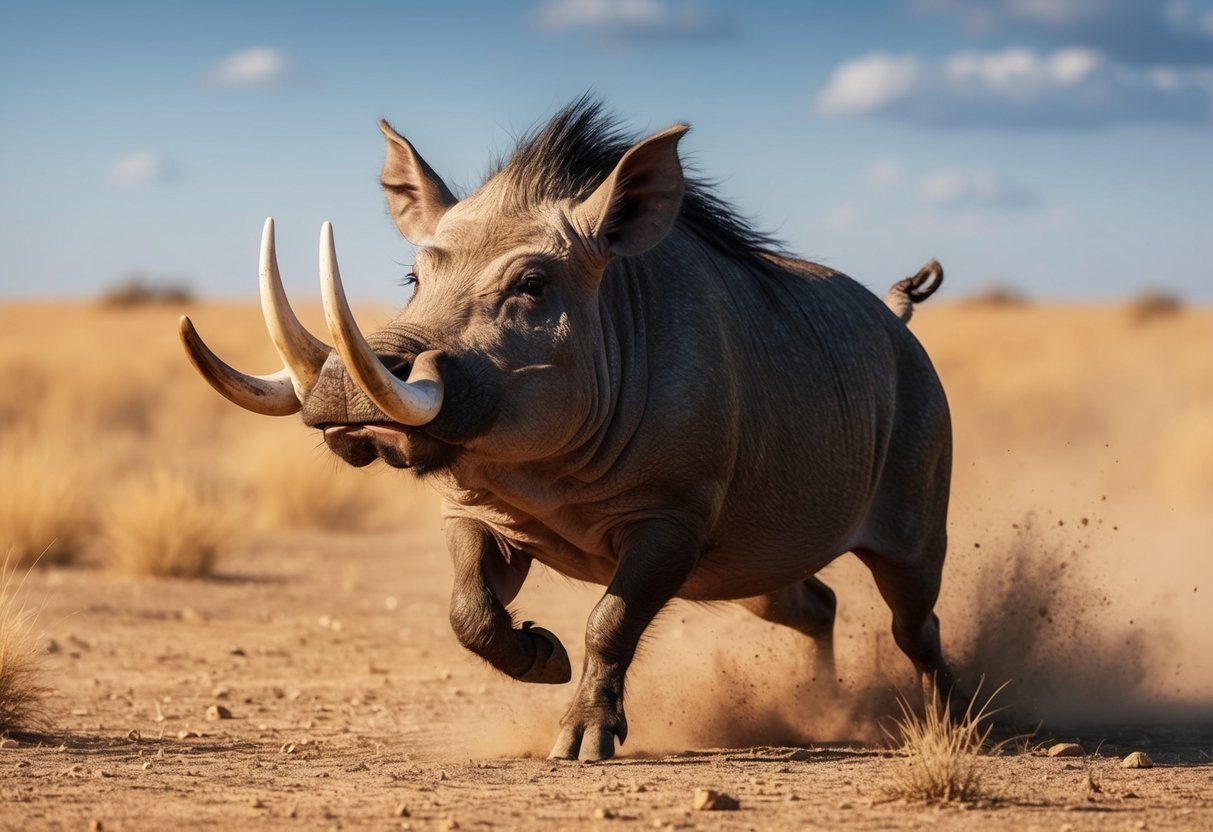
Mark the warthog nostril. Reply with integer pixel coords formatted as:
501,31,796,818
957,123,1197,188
321,425,377,467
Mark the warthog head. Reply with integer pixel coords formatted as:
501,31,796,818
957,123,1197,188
181,104,688,475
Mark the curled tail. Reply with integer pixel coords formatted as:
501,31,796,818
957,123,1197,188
885,259,943,323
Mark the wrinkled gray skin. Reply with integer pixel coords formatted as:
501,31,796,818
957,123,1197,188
299,106,957,762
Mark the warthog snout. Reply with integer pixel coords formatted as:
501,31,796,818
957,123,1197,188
322,423,421,470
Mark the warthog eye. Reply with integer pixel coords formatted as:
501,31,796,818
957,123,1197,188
516,273,546,301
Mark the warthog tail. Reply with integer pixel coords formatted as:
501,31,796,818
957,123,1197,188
885,259,943,323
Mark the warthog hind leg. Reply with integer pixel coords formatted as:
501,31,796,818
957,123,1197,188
549,521,700,762
446,519,571,685
736,576,838,683
855,536,966,709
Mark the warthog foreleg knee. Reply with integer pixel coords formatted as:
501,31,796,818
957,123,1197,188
549,521,700,763
446,519,571,685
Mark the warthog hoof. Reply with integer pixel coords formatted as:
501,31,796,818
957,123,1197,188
515,624,571,685
548,723,622,763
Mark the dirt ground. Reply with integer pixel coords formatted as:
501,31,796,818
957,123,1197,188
2,300,1212,830
4,524,1212,831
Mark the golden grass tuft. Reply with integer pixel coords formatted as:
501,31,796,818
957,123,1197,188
101,467,239,578
0,563,49,733
243,434,383,532
0,436,93,567
884,682,1006,804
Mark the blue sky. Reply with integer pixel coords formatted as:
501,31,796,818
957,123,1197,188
1,0,1211,302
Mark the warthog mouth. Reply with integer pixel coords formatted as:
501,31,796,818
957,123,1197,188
321,421,457,473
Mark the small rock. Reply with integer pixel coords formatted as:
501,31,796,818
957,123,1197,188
692,788,740,811
250,798,266,809
394,803,411,818
1122,751,1154,769
142,762,152,771
89,821,103,832
439,820,460,831
593,807,617,819
1047,742,1084,758
206,704,233,721
0,738,20,749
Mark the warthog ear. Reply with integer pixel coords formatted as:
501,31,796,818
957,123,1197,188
379,119,458,245
574,124,689,259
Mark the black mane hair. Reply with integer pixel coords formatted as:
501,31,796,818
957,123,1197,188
493,95,788,272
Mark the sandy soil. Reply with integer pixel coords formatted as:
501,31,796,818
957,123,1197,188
2,300,1212,830
5,525,1212,831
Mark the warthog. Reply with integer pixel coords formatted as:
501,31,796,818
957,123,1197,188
181,99,957,761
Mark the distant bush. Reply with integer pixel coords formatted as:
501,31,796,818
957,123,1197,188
102,467,237,578
99,277,193,308
962,284,1031,308
0,436,92,567
1127,290,1182,324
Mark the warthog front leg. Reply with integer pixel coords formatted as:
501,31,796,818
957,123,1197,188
446,518,571,684
549,521,699,762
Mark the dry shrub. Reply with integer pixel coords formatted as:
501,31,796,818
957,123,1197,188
0,435,92,567
99,277,193,308
884,683,1005,803
241,432,384,532
102,467,238,578
962,284,1031,308
1127,289,1182,324
0,563,49,733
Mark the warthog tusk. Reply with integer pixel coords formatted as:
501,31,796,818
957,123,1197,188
318,221,444,426
178,316,302,416
179,217,331,416
259,217,330,399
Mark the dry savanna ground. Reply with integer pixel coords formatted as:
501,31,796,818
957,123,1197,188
1,295,1211,831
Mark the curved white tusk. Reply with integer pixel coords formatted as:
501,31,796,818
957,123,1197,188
318,222,444,426
259,217,331,400
179,316,301,416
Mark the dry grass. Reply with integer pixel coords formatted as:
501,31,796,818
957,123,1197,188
101,467,240,578
242,431,385,532
884,682,1006,803
0,562,48,733
0,435,93,567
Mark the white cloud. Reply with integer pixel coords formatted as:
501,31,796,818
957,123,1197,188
536,0,730,39
815,53,922,116
107,152,178,187
813,47,1212,128
864,158,906,189
206,47,294,88
918,0,1213,65
918,168,1038,209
